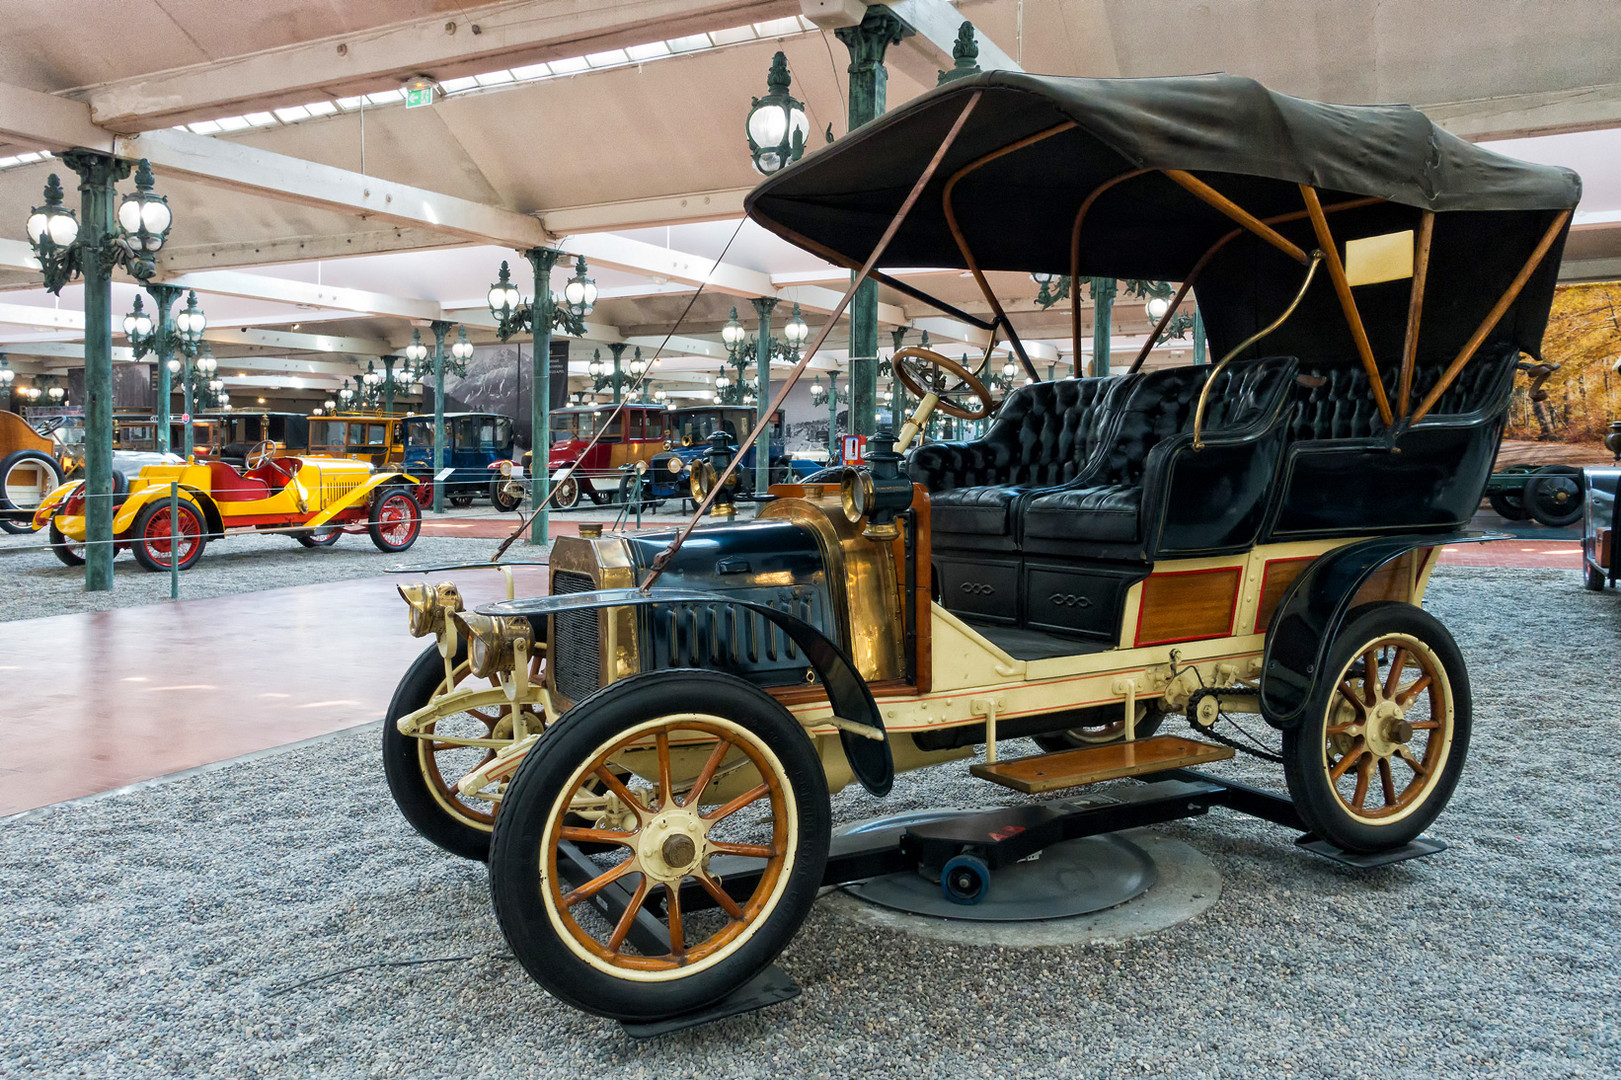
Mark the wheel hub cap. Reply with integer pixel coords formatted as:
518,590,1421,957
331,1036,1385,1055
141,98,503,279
1365,701,1409,759
638,810,705,882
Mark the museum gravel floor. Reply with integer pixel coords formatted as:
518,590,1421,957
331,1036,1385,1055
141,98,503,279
3,565,1616,1079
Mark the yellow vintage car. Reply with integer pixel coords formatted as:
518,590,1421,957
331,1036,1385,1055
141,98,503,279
35,439,424,571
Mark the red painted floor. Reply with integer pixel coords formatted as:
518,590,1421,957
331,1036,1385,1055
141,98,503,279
0,565,548,817
0,515,1584,816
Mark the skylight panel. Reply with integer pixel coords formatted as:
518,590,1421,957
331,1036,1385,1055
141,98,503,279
510,62,551,80
215,115,252,131
274,105,312,122
243,111,278,127
586,48,629,68
666,33,710,52
709,26,758,46
365,89,405,105
438,76,480,93
753,17,802,37
625,41,671,61
335,96,366,110
187,119,223,133
304,100,338,117
548,55,590,74
474,69,516,86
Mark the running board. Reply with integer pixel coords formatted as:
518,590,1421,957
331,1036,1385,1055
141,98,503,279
970,735,1235,794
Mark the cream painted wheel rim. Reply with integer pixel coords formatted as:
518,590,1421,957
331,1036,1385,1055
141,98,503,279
415,659,540,832
539,713,798,982
1319,632,1454,826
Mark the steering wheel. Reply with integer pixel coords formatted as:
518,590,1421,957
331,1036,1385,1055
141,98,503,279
889,346,995,452
243,439,294,479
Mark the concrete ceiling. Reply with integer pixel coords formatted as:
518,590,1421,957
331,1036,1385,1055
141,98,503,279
0,0,1617,392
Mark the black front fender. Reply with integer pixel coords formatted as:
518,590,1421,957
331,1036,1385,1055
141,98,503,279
1258,530,1504,729
480,587,893,796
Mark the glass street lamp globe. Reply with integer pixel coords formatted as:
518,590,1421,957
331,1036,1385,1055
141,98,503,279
1145,295,1171,322
48,385,65,402
747,52,809,176
563,256,597,316
123,303,153,340
117,161,173,252
405,331,428,364
721,307,746,349
783,303,809,346
487,262,523,316
197,355,217,376
166,357,182,374
1002,361,1017,379
809,380,826,401
451,330,474,361
1030,270,1056,286
324,398,336,411
0,361,13,387
27,176,78,250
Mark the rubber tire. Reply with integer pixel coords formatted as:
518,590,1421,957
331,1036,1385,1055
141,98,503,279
1523,466,1583,528
1034,706,1165,753
295,527,342,548
129,499,207,573
449,494,475,509
1586,561,1609,591
368,487,422,552
381,641,494,862
489,670,831,1023
491,480,524,513
0,518,32,535
48,521,85,566
0,449,63,516
1281,602,1472,853
1487,490,1528,520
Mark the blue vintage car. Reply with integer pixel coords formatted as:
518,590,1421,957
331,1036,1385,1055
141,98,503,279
641,405,793,504
402,412,515,507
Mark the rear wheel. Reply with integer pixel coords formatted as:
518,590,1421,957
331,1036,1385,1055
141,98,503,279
369,488,422,552
0,450,62,533
1034,703,1165,751
449,493,475,509
491,479,524,513
1486,490,1527,520
489,670,830,1022
294,526,342,548
1282,602,1470,853
552,476,581,510
129,500,207,572
1523,466,1583,527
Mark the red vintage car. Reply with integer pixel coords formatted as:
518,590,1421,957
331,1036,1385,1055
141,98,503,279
528,403,670,509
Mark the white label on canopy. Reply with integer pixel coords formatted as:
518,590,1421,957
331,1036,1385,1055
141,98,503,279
1344,230,1415,287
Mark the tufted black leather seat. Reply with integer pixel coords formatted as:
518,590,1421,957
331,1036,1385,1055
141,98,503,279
1023,357,1299,556
908,376,1134,538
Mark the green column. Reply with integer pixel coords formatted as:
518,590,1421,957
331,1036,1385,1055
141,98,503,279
525,248,562,545
62,151,131,593
430,320,451,514
1090,277,1116,377
144,284,181,454
1193,307,1207,365
382,355,397,416
608,342,628,405
180,347,195,458
836,6,912,437
751,297,778,495
827,381,840,459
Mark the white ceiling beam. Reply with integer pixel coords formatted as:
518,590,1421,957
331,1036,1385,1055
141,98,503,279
203,327,389,356
84,0,800,131
113,128,552,249
776,284,908,326
162,270,443,322
623,334,731,361
0,303,83,332
1429,81,1621,142
541,188,753,235
7,342,134,362
0,239,40,274
557,232,776,300
0,81,113,153
881,0,1022,75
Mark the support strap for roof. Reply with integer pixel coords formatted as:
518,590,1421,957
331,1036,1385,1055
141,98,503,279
941,120,1078,382
1301,184,1394,427
1164,171,1311,265
1409,209,1571,426
1396,211,1436,418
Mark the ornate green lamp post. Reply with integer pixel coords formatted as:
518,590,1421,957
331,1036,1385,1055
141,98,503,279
122,282,194,453
809,375,841,460
489,253,593,544
746,52,810,177
28,156,174,591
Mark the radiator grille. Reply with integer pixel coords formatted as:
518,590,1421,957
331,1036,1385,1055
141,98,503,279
552,570,601,702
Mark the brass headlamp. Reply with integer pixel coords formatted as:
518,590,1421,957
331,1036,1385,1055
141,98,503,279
839,426,914,540
453,611,534,680
398,581,464,638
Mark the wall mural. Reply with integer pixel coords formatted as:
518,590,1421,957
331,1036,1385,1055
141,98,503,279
1515,281,1621,447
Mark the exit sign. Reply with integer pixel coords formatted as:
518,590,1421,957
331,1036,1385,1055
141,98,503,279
405,86,433,109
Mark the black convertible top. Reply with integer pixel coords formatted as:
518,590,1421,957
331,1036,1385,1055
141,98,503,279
746,72,1580,368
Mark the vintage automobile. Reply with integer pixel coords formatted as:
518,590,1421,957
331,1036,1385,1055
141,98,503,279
0,410,71,533
204,410,309,465
643,405,793,505
1582,466,1617,590
401,412,515,507
380,73,1578,1023
36,439,422,569
114,415,218,457
307,413,408,468
498,403,671,510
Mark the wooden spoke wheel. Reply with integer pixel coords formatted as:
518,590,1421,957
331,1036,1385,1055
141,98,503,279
381,641,545,861
551,475,581,510
1034,703,1165,751
489,670,829,1023
368,488,422,552
1283,602,1471,853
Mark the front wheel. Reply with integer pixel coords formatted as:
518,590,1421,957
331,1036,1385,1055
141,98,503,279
48,522,86,566
129,500,207,572
1282,602,1471,853
295,526,342,548
1486,490,1527,520
1523,466,1583,528
369,488,422,552
489,670,830,1023
491,480,524,513
551,476,581,511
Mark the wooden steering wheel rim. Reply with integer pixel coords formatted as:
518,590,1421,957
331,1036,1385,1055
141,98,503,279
890,346,994,420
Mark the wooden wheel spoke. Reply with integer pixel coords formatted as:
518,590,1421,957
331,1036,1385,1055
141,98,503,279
1329,743,1365,782
1395,674,1434,707
1361,649,1384,702
1325,721,1364,737
656,731,673,812
1351,759,1372,809
466,708,504,728
561,857,635,907
703,783,770,825
606,875,652,953
595,767,648,819
1408,719,1441,730
1378,757,1398,806
707,841,779,860
1336,680,1365,711
1396,744,1429,775
560,826,637,848
1382,647,1409,700
697,871,745,920
684,738,732,808
665,883,685,956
